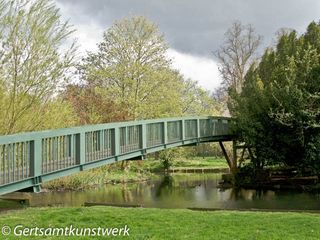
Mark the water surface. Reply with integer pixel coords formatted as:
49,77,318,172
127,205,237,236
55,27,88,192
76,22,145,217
7,173,320,211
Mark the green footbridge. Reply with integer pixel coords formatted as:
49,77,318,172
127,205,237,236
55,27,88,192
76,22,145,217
0,116,232,195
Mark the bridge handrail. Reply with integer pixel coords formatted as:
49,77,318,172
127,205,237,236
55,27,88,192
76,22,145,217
0,116,232,195
0,116,231,144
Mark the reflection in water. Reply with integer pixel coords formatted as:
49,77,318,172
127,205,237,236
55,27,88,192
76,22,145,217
227,188,275,201
2,173,320,210
155,175,174,197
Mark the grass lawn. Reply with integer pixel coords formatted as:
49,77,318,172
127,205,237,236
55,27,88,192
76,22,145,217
0,207,319,239
171,157,228,168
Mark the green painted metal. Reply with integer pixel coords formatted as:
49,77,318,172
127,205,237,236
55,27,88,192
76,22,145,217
0,116,232,195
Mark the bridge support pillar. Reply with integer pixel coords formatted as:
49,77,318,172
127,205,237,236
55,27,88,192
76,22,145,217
219,141,238,174
232,140,237,173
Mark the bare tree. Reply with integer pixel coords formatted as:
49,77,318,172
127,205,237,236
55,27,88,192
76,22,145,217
0,0,76,134
215,21,262,95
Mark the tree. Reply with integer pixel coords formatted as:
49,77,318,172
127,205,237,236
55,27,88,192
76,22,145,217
180,78,221,116
159,149,177,172
215,21,261,102
233,21,320,174
63,84,129,124
79,16,183,121
0,0,76,134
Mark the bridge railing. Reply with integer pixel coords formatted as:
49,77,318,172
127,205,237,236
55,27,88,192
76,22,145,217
0,116,231,194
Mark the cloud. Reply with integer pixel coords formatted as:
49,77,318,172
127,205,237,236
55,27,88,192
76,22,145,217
73,23,103,54
54,0,320,91
56,1,220,91
167,49,221,91
56,0,320,57
56,1,104,54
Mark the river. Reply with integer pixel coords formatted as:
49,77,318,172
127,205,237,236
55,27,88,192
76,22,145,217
2,173,320,211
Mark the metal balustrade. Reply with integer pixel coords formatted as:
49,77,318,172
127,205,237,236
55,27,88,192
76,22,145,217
146,123,164,147
167,121,182,143
42,135,76,174
185,120,197,139
0,116,232,195
0,141,31,185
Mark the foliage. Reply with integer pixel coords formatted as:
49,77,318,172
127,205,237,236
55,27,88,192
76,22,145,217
158,149,177,171
232,21,320,173
71,16,220,124
43,164,152,190
62,84,128,124
234,163,270,187
39,99,79,129
180,79,221,116
0,0,76,134
77,16,183,121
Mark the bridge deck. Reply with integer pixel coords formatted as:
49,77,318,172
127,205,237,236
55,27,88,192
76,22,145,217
0,116,232,195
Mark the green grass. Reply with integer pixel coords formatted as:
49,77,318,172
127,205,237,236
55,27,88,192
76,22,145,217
171,157,228,168
42,165,152,190
0,207,319,239
43,157,228,190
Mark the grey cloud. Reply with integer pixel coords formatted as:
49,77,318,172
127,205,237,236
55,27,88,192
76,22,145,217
56,0,320,57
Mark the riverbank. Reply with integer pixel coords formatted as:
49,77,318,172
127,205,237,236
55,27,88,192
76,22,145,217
0,206,319,239
219,166,320,192
43,157,228,190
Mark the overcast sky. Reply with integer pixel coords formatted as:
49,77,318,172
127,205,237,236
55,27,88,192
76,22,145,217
55,0,320,91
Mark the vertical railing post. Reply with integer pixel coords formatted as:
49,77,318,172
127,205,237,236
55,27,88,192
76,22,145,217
224,120,228,135
196,119,200,138
30,138,42,177
181,120,185,141
217,119,222,135
75,132,86,166
30,138,42,192
69,135,74,159
114,127,120,158
125,127,128,152
227,119,231,135
163,121,168,145
99,130,104,158
141,124,147,149
212,119,216,136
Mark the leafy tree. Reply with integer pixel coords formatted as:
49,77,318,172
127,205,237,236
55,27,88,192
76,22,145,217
180,79,221,116
233,21,320,174
159,149,177,171
79,16,184,120
0,0,76,134
63,84,129,124
39,98,79,130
